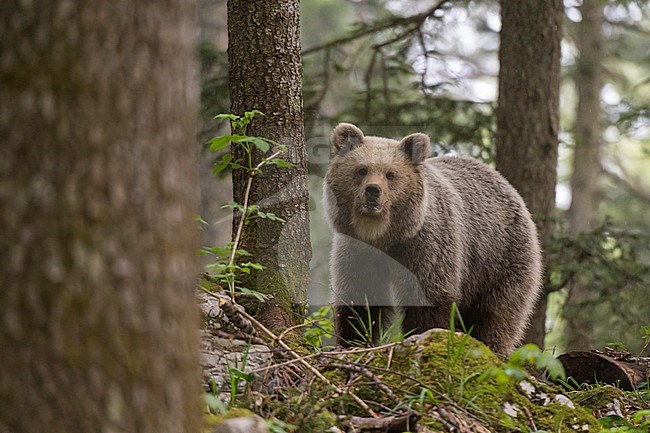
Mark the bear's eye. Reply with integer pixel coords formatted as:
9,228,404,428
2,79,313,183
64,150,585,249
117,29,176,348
358,167,368,176
386,171,395,180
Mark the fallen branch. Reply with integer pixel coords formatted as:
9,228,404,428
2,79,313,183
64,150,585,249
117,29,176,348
236,306,379,418
215,291,256,336
325,362,411,413
302,0,450,56
429,405,493,433
558,348,650,390
227,150,284,297
342,413,418,432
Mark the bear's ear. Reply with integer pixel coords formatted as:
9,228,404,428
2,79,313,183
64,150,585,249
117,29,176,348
331,123,364,156
399,133,430,165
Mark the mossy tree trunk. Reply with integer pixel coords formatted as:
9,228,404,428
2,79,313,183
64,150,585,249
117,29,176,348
565,0,606,351
0,1,200,432
496,0,563,348
227,0,311,328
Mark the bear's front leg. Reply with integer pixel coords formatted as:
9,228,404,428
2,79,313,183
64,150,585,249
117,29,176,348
402,305,451,337
393,253,463,339
330,234,394,347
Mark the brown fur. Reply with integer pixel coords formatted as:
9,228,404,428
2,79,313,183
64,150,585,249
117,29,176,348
324,123,542,354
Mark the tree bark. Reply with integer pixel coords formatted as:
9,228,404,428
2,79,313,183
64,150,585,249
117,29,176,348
558,349,650,391
227,0,311,328
569,0,604,236
0,2,200,432
564,0,606,351
496,0,563,348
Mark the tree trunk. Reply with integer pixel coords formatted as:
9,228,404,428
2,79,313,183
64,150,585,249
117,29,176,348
227,0,311,328
0,2,200,432
564,0,606,351
496,0,563,348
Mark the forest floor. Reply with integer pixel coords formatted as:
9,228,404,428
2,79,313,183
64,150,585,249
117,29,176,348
199,290,650,433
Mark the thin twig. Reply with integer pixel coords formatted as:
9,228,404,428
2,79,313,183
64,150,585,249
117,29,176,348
201,286,256,335
208,329,266,348
364,49,378,123
318,352,435,397
373,22,421,50
523,405,538,432
304,47,332,119
302,0,451,56
342,414,418,432
227,150,283,295
249,341,401,375
276,320,316,342
387,345,395,369
325,362,413,413
416,28,429,92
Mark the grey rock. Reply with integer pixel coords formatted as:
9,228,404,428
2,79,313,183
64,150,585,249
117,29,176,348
212,415,268,433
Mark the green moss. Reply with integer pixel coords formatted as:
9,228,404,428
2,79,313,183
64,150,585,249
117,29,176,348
239,267,306,330
316,329,602,432
262,385,340,432
213,329,616,432
569,385,625,410
203,408,255,429
419,415,446,431
296,408,337,432
237,218,308,317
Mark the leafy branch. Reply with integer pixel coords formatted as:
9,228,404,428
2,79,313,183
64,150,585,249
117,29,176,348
204,110,293,299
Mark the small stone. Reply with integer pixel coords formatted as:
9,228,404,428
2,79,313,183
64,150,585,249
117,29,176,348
212,415,268,433
539,392,551,405
518,380,535,398
503,402,519,417
554,394,575,408
605,399,622,417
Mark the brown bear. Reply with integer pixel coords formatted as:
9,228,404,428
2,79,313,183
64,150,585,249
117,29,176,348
323,123,542,354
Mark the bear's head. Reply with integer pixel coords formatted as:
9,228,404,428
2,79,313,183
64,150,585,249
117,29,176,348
323,123,429,246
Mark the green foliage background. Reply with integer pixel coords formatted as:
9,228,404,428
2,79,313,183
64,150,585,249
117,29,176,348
202,0,650,354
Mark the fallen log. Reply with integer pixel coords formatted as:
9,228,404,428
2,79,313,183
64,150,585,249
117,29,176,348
557,348,650,391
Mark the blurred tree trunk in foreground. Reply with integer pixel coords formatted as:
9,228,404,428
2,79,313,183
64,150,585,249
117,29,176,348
228,0,311,328
565,0,606,351
0,1,200,432
496,0,563,348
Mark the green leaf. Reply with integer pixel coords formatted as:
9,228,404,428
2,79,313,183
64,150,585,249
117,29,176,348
252,137,271,153
209,135,232,152
203,392,228,415
221,202,245,213
244,109,264,119
598,414,634,428
214,113,238,123
228,367,257,382
241,262,265,270
262,212,286,222
272,159,294,168
229,134,249,144
213,153,232,174
632,410,650,424
238,287,268,302
200,246,231,257
234,248,252,257
195,214,208,226
536,356,566,380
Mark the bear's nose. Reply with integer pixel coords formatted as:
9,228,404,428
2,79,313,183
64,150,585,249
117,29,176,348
365,184,381,199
